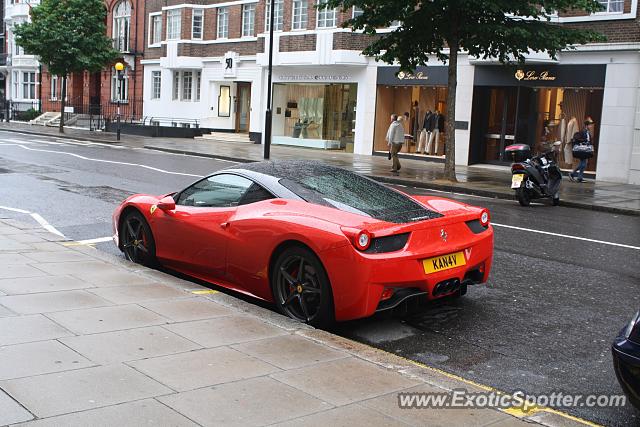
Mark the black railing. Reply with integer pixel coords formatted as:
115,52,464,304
3,100,41,122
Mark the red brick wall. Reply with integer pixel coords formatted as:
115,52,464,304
280,34,316,51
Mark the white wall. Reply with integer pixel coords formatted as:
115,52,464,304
454,56,475,167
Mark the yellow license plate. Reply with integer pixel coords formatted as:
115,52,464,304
511,174,525,189
423,252,466,274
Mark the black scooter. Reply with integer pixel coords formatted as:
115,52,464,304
505,142,562,207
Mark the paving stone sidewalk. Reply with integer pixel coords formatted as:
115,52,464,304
0,122,637,216
0,219,580,427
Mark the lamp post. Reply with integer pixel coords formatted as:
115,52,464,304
263,0,275,159
115,62,124,141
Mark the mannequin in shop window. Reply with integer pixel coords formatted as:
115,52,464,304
565,115,579,165
419,110,434,155
428,110,445,155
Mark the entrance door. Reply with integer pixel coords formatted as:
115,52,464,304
235,82,251,133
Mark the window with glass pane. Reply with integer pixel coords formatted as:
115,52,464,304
265,0,284,32
195,72,201,101
242,4,256,37
192,9,204,39
51,76,58,100
218,85,231,117
111,73,128,101
152,71,161,99
292,0,308,29
317,0,336,28
151,14,162,44
173,71,180,100
22,72,36,99
113,1,131,52
598,0,623,12
167,9,181,40
182,71,193,100
217,7,229,38
352,6,363,18
177,174,256,208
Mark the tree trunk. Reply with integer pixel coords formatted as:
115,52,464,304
444,39,459,182
59,75,66,133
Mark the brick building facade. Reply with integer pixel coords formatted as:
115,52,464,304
38,0,145,121
141,0,639,184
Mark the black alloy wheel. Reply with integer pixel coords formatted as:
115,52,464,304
121,211,157,267
272,246,334,328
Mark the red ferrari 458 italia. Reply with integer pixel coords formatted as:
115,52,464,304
113,160,493,327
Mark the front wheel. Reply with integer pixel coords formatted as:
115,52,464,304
120,210,157,267
516,188,531,207
271,246,334,329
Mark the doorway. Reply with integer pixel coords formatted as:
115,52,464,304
235,82,251,133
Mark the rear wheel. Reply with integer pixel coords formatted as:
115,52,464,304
120,210,157,267
516,188,531,207
271,246,334,329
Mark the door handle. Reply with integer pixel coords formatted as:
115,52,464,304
220,222,230,229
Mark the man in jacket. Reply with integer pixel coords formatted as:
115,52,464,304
386,114,405,174
569,118,594,183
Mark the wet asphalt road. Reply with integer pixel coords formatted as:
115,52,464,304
0,131,638,426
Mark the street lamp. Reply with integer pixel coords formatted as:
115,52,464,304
263,0,275,159
115,61,125,141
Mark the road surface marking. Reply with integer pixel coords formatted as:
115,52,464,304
76,236,113,245
192,289,219,295
0,206,66,238
0,142,204,178
492,222,640,250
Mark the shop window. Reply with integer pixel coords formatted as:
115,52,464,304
218,85,231,117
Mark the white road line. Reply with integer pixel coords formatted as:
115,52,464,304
76,236,113,245
492,222,640,251
0,142,205,178
0,206,66,238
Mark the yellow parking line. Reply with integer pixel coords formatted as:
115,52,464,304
191,289,219,295
397,356,602,427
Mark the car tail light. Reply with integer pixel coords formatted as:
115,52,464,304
355,230,371,251
512,164,525,171
480,209,490,227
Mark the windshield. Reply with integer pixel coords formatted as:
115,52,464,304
280,169,442,223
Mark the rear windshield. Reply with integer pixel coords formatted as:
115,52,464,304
280,169,442,223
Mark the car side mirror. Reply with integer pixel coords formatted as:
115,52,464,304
157,195,176,211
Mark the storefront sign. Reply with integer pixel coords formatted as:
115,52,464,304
514,69,556,82
276,75,351,82
223,51,239,78
474,64,606,87
377,66,448,86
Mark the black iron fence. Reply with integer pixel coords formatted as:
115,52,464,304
1,100,41,122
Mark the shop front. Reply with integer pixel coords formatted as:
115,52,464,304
374,66,449,159
270,70,361,151
469,64,606,173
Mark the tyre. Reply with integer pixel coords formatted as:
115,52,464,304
552,192,560,206
120,210,157,267
516,188,531,207
271,246,335,329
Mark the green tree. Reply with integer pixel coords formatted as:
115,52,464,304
328,0,605,181
14,0,118,133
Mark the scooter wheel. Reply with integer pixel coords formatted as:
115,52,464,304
552,193,560,206
516,188,531,207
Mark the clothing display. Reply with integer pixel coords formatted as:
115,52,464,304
564,116,579,164
417,129,428,153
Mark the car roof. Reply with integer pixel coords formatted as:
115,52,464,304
226,160,344,180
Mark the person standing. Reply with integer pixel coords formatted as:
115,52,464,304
569,118,595,183
386,114,405,174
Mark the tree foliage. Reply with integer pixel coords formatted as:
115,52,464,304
327,0,606,180
13,0,118,131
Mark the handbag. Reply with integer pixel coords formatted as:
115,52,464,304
572,142,594,159
387,150,392,160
